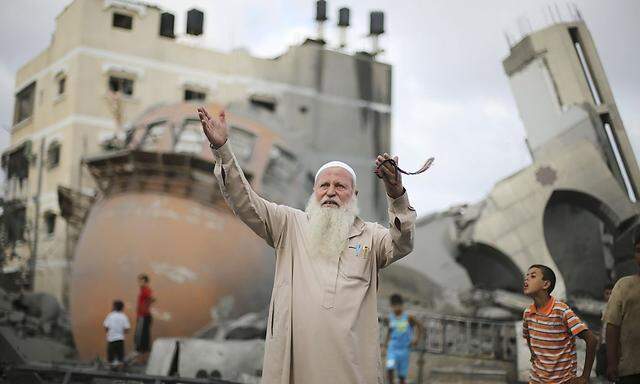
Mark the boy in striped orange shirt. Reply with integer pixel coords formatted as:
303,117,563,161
523,265,597,384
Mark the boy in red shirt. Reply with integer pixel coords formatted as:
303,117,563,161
134,274,154,364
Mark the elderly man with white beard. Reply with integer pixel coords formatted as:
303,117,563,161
198,107,417,384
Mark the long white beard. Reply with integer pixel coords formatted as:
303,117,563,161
305,194,359,260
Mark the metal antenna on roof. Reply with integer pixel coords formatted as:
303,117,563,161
575,4,583,21
547,5,557,23
503,31,513,48
554,3,563,23
315,0,328,43
337,7,350,50
369,11,385,56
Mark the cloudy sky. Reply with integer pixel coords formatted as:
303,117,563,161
0,0,638,215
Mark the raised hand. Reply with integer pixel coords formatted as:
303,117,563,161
375,153,404,199
197,107,228,149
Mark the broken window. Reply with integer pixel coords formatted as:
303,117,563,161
47,141,61,169
569,27,602,105
57,76,66,96
112,13,133,30
14,82,36,124
263,146,297,187
140,121,167,151
229,126,257,164
175,119,204,155
3,203,26,244
184,89,206,102
2,143,30,181
108,76,134,96
601,114,637,202
249,94,277,112
44,211,56,236
2,144,31,202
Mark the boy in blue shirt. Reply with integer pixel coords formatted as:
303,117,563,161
383,294,424,384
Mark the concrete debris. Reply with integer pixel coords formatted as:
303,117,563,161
147,310,267,382
0,288,75,363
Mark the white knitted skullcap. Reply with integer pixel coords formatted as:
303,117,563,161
315,161,357,186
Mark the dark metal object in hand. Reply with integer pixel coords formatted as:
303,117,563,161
376,157,435,178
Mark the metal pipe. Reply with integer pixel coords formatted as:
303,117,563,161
28,138,45,289
338,27,347,49
316,21,325,42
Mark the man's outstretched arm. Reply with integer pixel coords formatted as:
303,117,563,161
199,107,289,248
373,154,417,268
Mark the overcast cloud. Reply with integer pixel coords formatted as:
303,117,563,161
0,0,638,215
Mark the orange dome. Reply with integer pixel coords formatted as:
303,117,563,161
70,102,293,360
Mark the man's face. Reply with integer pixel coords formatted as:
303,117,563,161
524,267,548,296
391,303,403,316
314,167,355,208
138,277,146,287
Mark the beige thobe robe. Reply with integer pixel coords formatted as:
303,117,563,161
212,141,417,384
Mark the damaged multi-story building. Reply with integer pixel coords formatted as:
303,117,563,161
403,18,640,321
1,0,397,360
2,2,637,380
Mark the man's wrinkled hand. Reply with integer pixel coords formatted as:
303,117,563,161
375,153,403,199
198,107,228,149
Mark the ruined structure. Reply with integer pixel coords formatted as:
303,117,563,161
1,0,393,361
403,18,640,321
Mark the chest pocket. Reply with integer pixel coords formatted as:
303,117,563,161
339,236,372,284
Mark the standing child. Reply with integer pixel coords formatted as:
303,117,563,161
103,300,130,366
383,294,424,384
523,265,597,384
134,273,155,364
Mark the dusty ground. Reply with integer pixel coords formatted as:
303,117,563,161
385,351,517,384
